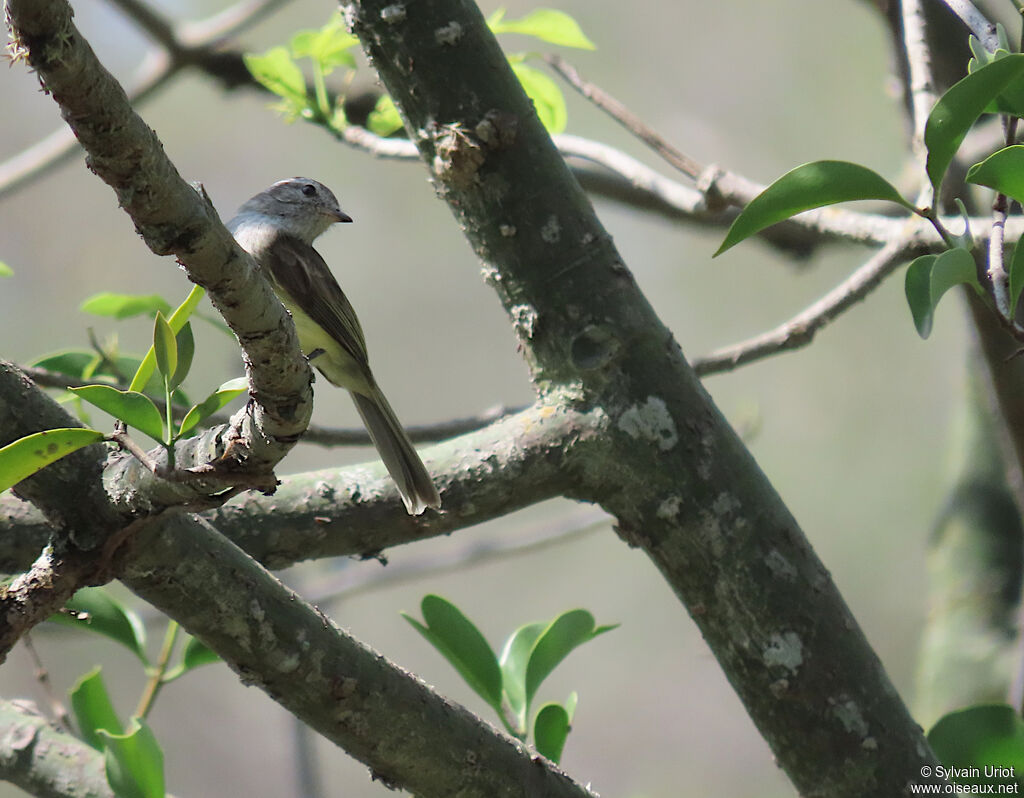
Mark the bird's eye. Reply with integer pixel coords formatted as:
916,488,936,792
301,184,317,197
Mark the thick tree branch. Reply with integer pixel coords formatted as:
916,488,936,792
7,0,316,499
0,700,115,798
116,511,598,798
344,1,945,795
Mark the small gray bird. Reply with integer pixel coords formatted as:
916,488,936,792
228,177,441,515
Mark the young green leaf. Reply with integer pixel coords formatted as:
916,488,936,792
524,610,616,705
290,16,358,71
181,635,221,671
80,293,171,320
715,161,913,256
966,145,1024,205
903,248,980,339
50,586,149,662
0,428,106,493
1010,238,1024,318
367,94,404,137
168,322,194,393
129,286,205,393
0,261,13,277
178,377,248,438
69,385,164,443
99,718,165,798
511,60,568,133
152,312,177,384
244,47,307,106
533,702,571,764
489,8,596,50
499,621,546,733
70,667,123,751
925,54,1024,195
403,595,503,712
30,350,100,380
928,704,1024,787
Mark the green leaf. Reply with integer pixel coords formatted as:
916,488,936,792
905,254,937,338
533,702,570,764
402,595,503,712
1010,238,1024,317
70,667,123,751
168,322,194,393
0,428,106,493
129,286,204,393
29,350,100,380
0,261,12,277
489,8,596,50
244,46,307,105
499,621,546,733
152,313,177,385
69,385,164,443
925,54,1024,194
181,635,220,671
715,161,913,256
510,60,567,133
904,248,980,339
525,610,616,705
367,94,404,137
50,586,149,663
928,705,1024,787
290,16,358,71
966,145,1024,205
99,718,165,798
178,377,248,438
80,293,171,320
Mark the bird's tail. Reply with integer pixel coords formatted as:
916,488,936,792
350,385,441,515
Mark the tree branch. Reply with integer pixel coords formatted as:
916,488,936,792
345,0,945,795
116,511,599,798
0,699,115,798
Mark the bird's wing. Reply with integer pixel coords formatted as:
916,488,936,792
263,234,370,368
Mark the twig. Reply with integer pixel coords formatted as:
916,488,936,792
692,236,914,376
939,0,1000,53
21,633,72,732
901,0,937,166
134,620,180,719
23,365,522,446
544,54,703,180
307,509,609,604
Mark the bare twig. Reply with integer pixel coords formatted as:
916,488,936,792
939,0,999,53
901,0,938,166
545,54,703,180
21,633,72,732
22,365,521,446
308,509,609,604
693,236,914,376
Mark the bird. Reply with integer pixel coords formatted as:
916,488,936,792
227,177,441,515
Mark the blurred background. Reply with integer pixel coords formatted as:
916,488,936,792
0,0,966,796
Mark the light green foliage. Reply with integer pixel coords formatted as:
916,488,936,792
81,292,171,320
904,249,983,339
487,7,596,49
52,586,148,662
404,594,615,763
0,427,106,493
46,587,221,794
71,668,124,750
245,7,595,136
717,33,1024,340
0,261,13,277
928,705,1024,788
100,719,165,798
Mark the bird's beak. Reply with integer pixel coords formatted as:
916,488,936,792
327,208,353,224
